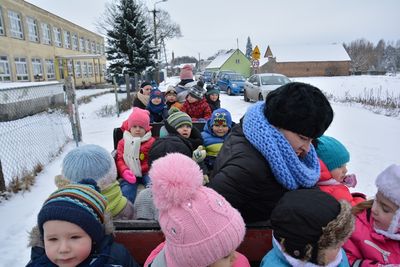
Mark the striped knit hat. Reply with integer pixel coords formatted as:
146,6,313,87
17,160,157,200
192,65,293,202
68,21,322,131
38,179,107,244
167,107,192,130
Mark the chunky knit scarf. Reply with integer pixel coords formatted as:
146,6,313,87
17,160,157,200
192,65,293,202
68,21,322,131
101,181,127,217
137,91,150,106
242,102,320,190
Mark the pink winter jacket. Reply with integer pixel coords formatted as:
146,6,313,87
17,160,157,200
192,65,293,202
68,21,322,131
144,241,251,267
343,209,400,266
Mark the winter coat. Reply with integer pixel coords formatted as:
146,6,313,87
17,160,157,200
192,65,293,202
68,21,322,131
26,222,139,267
116,134,156,178
163,120,203,151
147,105,168,123
166,101,182,111
318,160,365,206
205,95,221,112
176,79,195,103
207,122,288,223
144,241,250,267
343,209,400,266
181,97,212,121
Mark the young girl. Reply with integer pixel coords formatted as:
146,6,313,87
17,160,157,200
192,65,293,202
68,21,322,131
146,89,168,123
201,108,233,174
133,81,152,109
343,164,400,265
181,84,212,121
144,153,250,267
117,108,155,204
164,85,182,110
205,84,221,112
314,135,365,206
26,180,139,267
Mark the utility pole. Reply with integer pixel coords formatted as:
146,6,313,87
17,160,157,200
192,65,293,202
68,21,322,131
150,0,167,84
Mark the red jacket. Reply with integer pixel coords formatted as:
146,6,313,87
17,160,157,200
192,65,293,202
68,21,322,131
318,160,364,206
116,135,155,178
343,209,400,266
181,97,212,120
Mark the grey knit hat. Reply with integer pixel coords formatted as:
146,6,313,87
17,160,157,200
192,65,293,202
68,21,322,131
134,188,159,220
188,84,206,100
167,107,192,130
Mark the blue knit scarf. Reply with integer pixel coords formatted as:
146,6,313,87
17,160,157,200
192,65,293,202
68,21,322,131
242,102,320,190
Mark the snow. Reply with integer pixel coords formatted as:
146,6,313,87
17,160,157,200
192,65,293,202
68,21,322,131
0,75,399,266
0,81,61,90
206,49,237,69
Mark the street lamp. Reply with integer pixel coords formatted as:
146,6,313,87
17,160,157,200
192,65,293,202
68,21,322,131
151,0,167,83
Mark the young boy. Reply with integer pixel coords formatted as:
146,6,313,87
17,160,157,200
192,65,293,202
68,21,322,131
201,108,233,174
117,108,155,204
164,85,182,110
181,84,212,121
205,84,221,112
146,89,168,123
26,180,139,266
315,135,365,206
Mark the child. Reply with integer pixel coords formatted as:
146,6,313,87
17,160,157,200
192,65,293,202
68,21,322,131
144,153,250,267
343,164,400,265
55,144,134,220
261,189,354,267
117,108,156,204
164,85,182,110
181,84,212,121
146,89,168,123
133,81,152,109
205,84,221,112
26,180,139,267
315,135,365,206
201,108,233,174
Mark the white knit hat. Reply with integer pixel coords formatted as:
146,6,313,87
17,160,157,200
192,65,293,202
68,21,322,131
375,164,400,240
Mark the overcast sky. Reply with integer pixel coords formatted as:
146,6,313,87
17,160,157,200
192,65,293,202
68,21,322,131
25,0,400,60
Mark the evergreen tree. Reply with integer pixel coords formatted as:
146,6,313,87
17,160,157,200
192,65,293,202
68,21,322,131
106,0,155,76
245,37,253,59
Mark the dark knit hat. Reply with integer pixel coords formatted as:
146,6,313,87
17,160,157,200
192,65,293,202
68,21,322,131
148,135,193,166
315,135,350,171
150,89,164,101
167,107,192,129
188,84,205,100
271,189,354,264
206,84,220,96
141,81,152,88
38,180,107,245
264,82,333,139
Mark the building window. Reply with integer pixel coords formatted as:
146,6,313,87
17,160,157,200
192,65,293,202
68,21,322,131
67,60,73,75
88,62,93,76
53,27,62,47
45,59,55,79
26,17,39,42
79,37,85,52
63,31,71,49
96,43,100,54
75,61,81,77
31,58,43,80
91,41,96,53
41,23,51,45
82,62,88,77
15,57,29,81
235,59,240,64
85,39,90,53
0,56,11,81
0,7,5,35
72,33,78,50
57,59,64,79
8,10,24,39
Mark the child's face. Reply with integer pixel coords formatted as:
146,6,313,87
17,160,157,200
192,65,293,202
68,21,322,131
43,220,92,267
278,128,312,157
187,95,199,103
209,251,236,267
176,124,192,138
209,93,219,102
331,165,348,182
166,94,177,102
371,191,398,231
151,97,162,105
212,124,229,137
130,125,146,137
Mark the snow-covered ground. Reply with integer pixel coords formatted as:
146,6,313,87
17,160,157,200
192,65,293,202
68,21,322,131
0,75,399,266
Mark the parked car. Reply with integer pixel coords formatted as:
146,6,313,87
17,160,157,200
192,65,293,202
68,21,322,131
202,70,215,83
216,72,246,95
243,73,291,102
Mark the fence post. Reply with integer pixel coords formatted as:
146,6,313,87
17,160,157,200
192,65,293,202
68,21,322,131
134,73,139,92
65,76,82,146
113,77,120,117
125,73,132,104
0,160,5,192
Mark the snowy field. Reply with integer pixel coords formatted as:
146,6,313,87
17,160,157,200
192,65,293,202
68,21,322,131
0,75,399,266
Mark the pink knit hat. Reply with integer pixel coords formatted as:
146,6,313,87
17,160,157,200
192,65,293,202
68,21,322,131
180,64,193,80
150,153,245,267
127,107,151,132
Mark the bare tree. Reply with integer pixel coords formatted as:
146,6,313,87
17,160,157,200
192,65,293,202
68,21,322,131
344,39,375,72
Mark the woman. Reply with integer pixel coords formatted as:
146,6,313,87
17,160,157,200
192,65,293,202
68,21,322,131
133,81,152,109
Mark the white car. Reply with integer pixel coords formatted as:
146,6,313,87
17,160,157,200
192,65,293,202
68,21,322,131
243,73,291,102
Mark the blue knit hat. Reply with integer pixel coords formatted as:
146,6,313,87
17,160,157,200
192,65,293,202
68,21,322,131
210,108,232,128
38,180,107,245
315,135,350,171
150,89,164,102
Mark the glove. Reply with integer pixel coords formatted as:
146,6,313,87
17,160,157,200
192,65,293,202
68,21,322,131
193,145,206,163
122,169,136,184
343,174,357,188
203,174,209,185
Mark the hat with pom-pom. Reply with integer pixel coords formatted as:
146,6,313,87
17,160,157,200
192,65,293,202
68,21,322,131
375,164,400,239
38,179,107,245
180,64,193,80
167,107,192,130
150,153,246,267
127,107,151,132
188,84,205,100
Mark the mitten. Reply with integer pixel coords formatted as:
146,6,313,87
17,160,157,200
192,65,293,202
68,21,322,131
343,174,357,188
122,169,136,184
193,145,206,163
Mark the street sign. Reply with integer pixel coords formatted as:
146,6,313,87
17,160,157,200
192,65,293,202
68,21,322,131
252,60,259,68
252,45,261,60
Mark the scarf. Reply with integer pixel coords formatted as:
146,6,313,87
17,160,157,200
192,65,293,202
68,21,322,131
147,101,166,115
123,131,152,177
137,91,150,106
101,181,127,217
242,102,320,190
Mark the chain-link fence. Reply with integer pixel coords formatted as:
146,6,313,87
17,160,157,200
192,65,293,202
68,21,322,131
0,82,73,191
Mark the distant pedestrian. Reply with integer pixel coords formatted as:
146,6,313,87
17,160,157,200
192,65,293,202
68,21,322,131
176,64,196,103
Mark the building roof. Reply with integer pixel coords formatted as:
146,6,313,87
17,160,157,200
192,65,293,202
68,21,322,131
206,49,237,69
264,44,351,63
